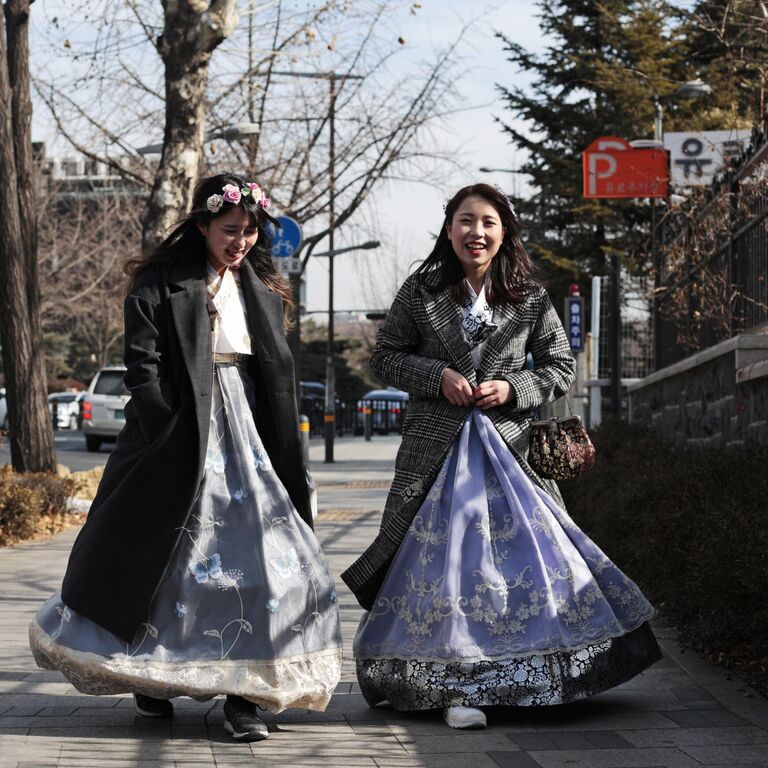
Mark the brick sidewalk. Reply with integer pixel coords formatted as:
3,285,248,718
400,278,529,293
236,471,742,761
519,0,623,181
1,436,767,767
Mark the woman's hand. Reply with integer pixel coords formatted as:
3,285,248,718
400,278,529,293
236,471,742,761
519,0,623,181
440,368,474,407
473,380,513,410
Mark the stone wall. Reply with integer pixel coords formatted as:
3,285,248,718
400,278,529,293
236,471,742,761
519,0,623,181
628,333,768,449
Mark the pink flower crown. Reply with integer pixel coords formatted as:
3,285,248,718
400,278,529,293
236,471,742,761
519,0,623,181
206,182,270,214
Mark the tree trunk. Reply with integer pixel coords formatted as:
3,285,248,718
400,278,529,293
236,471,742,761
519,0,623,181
0,0,56,472
141,0,239,254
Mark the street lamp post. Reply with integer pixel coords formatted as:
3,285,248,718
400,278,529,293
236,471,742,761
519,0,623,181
326,75,339,463
270,70,364,463
650,79,712,370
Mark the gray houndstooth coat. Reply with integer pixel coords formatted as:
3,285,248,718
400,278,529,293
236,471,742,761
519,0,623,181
340,273,576,609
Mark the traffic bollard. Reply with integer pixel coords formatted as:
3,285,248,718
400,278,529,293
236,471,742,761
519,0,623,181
299,415,310,464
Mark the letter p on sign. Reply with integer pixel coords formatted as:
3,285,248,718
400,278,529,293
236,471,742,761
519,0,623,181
587,153,618,196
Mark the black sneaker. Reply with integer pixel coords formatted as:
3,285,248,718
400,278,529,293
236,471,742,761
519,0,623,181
223,695,269,742
134,693,173,719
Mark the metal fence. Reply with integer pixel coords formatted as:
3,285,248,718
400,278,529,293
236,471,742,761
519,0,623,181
654,121,768,369
594,274,654,381
300,397,358,436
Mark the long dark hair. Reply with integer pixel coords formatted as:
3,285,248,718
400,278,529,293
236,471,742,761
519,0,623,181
414,183,538,305
125,172,294,327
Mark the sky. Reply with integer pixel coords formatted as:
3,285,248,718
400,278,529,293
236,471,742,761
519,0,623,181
302,0,547,317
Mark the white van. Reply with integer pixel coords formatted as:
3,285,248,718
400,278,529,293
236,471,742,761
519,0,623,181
82,366,130,452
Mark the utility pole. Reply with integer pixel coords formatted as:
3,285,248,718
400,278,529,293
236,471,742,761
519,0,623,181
268,69,364,462
324,75,337,462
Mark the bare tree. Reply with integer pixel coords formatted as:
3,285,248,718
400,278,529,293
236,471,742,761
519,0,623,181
38,184,144,377
33,1,468,252
0,0,56,472
32,0,473,394
142,0,240,252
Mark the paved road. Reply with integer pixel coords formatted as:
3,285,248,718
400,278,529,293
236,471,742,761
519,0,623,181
0,430,109,473
0,431,390,473
1,437,768,766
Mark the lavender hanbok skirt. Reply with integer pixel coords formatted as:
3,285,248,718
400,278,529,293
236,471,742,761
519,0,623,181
354,409,660,710
30,364,342,713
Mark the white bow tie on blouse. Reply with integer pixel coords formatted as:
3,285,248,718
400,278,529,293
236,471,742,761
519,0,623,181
206,265,252,355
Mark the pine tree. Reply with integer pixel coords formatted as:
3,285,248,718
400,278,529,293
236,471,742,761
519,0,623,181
495,0,699,296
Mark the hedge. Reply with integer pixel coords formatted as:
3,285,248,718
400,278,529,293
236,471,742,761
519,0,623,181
561,418,768,695
0,466,81,547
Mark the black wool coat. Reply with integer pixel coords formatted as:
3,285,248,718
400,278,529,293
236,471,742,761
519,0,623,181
61,258,311,642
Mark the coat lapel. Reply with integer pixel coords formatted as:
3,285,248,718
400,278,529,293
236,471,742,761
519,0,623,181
167,258,212,400
419,284,476,384
237,260,286,366
478,297,529,379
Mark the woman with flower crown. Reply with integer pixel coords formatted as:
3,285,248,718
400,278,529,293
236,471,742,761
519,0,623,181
29,173,342,742
342,183,660,730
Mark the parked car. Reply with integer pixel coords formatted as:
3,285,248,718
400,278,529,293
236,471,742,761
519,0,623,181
355,387,409,435
48,391,82,430
82,366,130,452
0,388,7,430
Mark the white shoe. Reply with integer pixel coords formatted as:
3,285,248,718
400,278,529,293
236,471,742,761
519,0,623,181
443,705,487,729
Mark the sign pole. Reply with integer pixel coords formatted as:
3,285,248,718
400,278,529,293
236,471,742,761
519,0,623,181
581,134,671,419
267,215,304,409
610,252,622,417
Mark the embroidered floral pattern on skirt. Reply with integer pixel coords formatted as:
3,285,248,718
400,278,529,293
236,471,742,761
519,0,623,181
30,364,342,713
354,409,660,710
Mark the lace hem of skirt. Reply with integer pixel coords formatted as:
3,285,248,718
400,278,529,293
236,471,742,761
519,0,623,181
30,621,342,713
355,608,655,665
356,621,661,710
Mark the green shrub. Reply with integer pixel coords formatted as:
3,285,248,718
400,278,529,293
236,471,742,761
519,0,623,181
0,467,80,547
561,418,768,693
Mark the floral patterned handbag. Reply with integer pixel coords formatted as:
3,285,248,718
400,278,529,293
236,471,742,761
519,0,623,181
528,400,595,481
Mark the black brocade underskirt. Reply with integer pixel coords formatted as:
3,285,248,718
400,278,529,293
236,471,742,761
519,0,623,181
356,621,661,711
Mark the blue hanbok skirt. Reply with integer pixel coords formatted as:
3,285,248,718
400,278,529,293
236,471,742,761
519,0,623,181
354,409,660,710
30,364,342,713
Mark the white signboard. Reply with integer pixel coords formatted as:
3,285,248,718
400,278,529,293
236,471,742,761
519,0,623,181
664,130,751,188
275,257,302,275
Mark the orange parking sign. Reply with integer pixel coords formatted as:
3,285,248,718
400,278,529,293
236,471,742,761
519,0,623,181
583,136,669,198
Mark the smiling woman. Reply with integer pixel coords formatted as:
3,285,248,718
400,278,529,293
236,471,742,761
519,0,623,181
28,172,342,743
343,182,661,730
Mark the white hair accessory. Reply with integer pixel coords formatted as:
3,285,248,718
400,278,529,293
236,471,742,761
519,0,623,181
492,183,517,217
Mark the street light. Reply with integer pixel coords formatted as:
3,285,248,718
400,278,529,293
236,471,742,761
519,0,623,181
205,123,260,141
311,240,380,258
653,79,712,143
478,167,525,174
136,123,261,155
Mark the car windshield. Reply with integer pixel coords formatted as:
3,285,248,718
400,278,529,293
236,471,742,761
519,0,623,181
50,394,76,402
93,372,129,396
